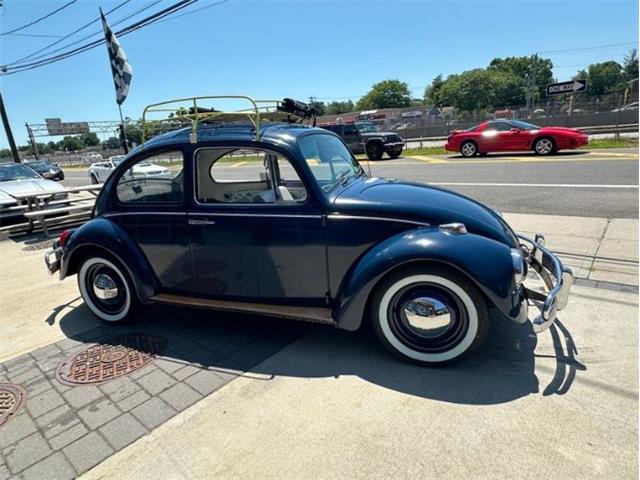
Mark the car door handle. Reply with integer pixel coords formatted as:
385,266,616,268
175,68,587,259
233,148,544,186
188,218,216,226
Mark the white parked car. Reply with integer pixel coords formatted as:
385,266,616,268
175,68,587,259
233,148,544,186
89,157,170,184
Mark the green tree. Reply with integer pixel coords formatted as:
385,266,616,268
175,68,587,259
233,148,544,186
309,100,326,116
59,136,84,151
488,54,553,101
80,132,100,147
125,124,143,145
102,136,121,149
582,61,626,95
47,141,57,151
424,74,445,105
325,100,354,115
623,48,638,80
0,149,12,159
435,69,524,111
355,80,411,110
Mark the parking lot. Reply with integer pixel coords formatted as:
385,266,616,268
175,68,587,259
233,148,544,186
0,164,637,478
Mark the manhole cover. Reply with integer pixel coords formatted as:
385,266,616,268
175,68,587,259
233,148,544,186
22,239,56,251
56,333,167,386
0,384,28,428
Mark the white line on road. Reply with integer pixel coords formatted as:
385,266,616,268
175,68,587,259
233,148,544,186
431,182,638,189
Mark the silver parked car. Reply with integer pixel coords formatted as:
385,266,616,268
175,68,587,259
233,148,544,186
0,163,67,219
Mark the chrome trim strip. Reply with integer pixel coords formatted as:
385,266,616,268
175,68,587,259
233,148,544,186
102,211,322,219
327,214,429,226
103,212,186,217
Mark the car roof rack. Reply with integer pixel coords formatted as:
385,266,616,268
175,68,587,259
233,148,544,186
140,95,316,145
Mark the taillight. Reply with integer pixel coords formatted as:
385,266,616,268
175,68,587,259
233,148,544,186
59,229,72,248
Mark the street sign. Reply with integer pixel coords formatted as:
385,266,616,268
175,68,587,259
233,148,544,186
546,79,587,96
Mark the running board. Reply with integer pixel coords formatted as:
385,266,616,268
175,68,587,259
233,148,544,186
151,293,336,326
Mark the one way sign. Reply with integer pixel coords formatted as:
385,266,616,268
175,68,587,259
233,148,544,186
546,79,587,96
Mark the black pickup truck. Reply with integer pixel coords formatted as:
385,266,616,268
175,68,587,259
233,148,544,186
321,121,404,160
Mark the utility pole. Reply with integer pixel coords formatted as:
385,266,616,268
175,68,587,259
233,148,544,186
0,91,20,163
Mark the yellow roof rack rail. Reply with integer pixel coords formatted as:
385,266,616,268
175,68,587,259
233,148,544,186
140,95,315,145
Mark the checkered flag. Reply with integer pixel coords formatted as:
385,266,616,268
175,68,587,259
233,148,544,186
100,8,132,105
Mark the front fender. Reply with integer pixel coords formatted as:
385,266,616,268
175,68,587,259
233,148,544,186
335,227,521,331
61,218,158,303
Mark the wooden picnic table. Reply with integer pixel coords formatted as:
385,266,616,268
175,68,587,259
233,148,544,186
6,184,102,236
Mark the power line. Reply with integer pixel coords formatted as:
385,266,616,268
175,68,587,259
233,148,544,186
154,0,229,23
537,41,637,55
4,0,134,67
0,0,79,36
7,0,165,68
2,0,208,75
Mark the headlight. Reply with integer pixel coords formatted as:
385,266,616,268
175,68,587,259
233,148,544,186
511,248,526,285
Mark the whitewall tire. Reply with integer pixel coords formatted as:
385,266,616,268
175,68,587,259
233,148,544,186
78,256,137,323
371,267,489,365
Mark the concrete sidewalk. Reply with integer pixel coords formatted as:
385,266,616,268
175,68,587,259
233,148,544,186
83,283,638,480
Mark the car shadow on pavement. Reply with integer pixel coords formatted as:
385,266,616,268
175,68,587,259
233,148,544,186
50,302,585,406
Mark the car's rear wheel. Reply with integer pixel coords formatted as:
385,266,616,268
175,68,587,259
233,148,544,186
371,266,489,365
90,174,99,184
366,142,383,160
460,141,477,157
534,137,555,155
78,255,138,323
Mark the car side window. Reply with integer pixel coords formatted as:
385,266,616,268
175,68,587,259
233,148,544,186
116,150,183,204
487,122,512,131
196,148,307,204
343,125,359,136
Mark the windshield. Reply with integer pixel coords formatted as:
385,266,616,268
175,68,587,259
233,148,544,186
509,120,539,130
0,164,41,182
355,122,377,133
299,134,364,194
26,161,50,169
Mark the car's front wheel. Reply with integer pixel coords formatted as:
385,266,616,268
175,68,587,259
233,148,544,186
460,141,478,157
387,150,402,159
78,255,138,323
366,142,383,160
90,174,99,184
371,266,489,365
534,137,555,155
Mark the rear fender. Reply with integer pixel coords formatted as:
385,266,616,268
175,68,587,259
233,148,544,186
335,227,519,331
61,218,158,303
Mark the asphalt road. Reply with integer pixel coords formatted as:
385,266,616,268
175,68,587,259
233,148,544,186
62,148,639,218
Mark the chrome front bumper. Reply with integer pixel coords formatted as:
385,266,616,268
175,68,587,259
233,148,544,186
517,233,573,333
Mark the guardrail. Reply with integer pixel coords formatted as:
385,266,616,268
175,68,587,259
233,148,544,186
0,184,101,238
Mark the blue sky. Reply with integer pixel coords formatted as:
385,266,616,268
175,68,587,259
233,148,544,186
1,0,638,146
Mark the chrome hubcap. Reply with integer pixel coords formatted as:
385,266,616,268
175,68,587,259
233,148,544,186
403,297,452,338
537,139,552,154
461,143,475,156
93,274,119,300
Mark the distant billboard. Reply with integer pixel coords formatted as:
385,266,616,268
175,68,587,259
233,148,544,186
401,110,423,118
45,118,90,136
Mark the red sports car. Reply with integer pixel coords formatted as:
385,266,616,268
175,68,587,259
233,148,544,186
445,119,588,157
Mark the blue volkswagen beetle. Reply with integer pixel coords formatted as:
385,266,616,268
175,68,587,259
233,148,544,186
45,97,573,365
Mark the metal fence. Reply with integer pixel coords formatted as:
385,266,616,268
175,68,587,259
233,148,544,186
316,91,640,139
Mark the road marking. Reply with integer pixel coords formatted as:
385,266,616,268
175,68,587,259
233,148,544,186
588,151,638,157
229,161,247,168
431,182,638,189
408,155,449,163
400,155,637,166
